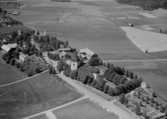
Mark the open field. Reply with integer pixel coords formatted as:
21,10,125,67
52,98,119,119
0,52,27,85
111,60,167,102
28,15,154,60
0,72,81,119
121,27,167,52
150,51,167,59
9,1,164,60
151,9,167,17
0,25,28,34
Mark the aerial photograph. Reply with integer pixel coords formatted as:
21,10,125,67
0,0,167,119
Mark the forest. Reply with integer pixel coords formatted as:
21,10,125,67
115,0,167,10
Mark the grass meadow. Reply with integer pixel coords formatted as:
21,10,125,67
53,99,119,119
0,72,81,119
0,52,27,85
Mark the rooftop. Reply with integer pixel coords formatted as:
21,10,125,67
1,43,17,52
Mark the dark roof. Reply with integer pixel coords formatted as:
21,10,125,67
78,66,99,73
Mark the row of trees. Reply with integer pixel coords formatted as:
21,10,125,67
115,0,167,10
103,62,136,80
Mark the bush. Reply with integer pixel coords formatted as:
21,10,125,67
5,56,11,64
10,58,15,66
16,62,21,68
27,69,34,77
2,53,8,60
152,92,157,97
49,66,56,74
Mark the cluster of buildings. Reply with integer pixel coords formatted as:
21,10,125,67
50,47,108,80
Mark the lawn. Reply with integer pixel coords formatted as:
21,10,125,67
52,99,119,119
0,52,27,85
0,72,81,119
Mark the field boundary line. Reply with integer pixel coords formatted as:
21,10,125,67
103,58,167,62
0,70,48,88
22,96,87,119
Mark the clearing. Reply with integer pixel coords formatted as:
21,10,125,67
52,98,119,119
0,72,81,119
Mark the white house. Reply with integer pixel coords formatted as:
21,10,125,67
1,43,17,53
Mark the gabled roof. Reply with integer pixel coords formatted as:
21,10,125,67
1,43,17,52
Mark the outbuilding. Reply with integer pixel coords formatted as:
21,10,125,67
1,43,17,53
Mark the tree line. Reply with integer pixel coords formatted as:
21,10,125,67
115,0,167,10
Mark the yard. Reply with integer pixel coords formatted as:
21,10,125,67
0,72,81,119
52,99,119,119
0,52,27,85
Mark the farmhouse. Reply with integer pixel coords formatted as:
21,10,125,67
1,43,17,53
79,48,95,60
77,66,99,79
